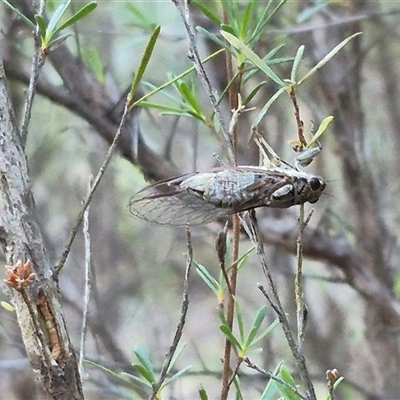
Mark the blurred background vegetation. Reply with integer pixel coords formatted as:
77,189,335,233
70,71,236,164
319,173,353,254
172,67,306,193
1,0,400,399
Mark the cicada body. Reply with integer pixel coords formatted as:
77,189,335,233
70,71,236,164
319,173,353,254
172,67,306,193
128,165,326,225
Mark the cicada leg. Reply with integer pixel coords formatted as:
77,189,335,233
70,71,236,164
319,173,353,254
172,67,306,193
293,143,322,169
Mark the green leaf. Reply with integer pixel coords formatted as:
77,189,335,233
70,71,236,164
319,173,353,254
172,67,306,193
251,318,279,346
196,264,220,295
307,116,334,147
46,32,73,51
291,45,304,82
167,342,186,373
133,363,155,384
53,1,97,37
245,306,267,347
1,301,15,312
198,385,209,400
47,0,71,38
276,365,299,400
197,26,236,56
236,301,245,344
220,24,237,37
34,14,47,41
178,81,203,116
260,363,282,400
232,374,244,400
297,32,362,85
251,87,286,130
220,324,241,351
249,0,287,45
82,47,104,83
85,360,131,383
125,3,156,30
128,25,161,106
133,346,155,380
221,31,284,87
131,49,225,108
239,1,253,40
236,246,255,270
192,0,221,25
1,0,36,28
120,371,153,388
161,366,191,390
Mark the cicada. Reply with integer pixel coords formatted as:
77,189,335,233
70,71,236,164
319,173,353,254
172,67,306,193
129,167,325,225
129,140,325,225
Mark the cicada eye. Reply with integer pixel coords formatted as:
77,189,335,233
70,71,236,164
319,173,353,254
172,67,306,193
309,177,322,191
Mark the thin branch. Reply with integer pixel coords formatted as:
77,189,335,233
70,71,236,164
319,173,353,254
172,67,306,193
150,226,193,399
248,210,317,400
79,176,94,376
244,357,308,400
54,93,133,274
20,0,45,148
172,0,233,164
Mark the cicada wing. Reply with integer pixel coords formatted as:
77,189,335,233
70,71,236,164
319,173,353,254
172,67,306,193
129,182,232,226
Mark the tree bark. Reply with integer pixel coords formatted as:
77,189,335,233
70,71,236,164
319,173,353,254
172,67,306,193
0,56,83,399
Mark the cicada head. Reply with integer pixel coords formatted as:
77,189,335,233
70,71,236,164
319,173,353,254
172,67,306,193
269,174,326,207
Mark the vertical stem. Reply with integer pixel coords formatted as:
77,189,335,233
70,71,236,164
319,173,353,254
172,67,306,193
295,204,305,347
220,6,241,399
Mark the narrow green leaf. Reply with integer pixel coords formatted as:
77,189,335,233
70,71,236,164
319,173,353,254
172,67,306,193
242,81,267,105
297,32,362,85
129,25,161,106
220,0,238,32
53,2,97,36
161,366,191,390
239,1,253,40
1,301,15,312
125,3,156,29
192,0,221,25
221,31,284,87
245,306,267,347
276,365,298,400
133,364,155,385
178,81,202,115
197,26,236,56
220,325,241,351
333,376,344,390
251,87,286,130
236,301,245,344
85,360,131,383
243,45,287,84
232,374,244,400
291,45,304,82
260,363,282,400
307,116,334,147
236,246,255,270
120,371,153,388
47,32,73,51
298,2,327,23
1,0,36,28
251,318,279,346
47,0,71,37
249,0,287,45
82,47,104,82
167,342,186,373
131,49,225,108
34,14,47,41
133,346,155,379
220,24,237,37
198,385,209,400
196,264,220,294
